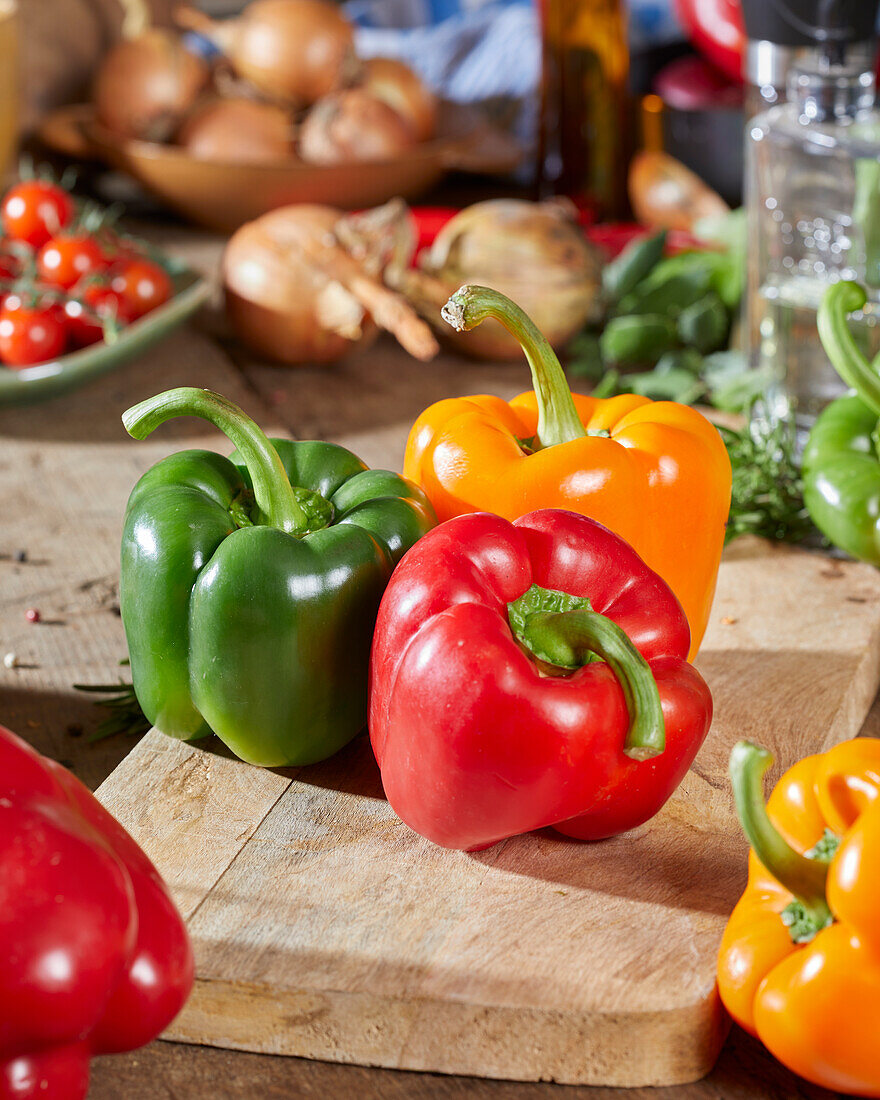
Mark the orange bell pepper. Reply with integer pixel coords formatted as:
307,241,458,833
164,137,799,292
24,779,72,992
718,738,880,1096
403,286,731,657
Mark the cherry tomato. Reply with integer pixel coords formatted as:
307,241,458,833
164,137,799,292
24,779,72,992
64,284,133,347
0,297,67,367
37,233,107,290
0,251,19,308
1,181,75,249
110,257,172,318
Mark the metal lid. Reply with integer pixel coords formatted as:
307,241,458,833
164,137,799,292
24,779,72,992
741,0,879,49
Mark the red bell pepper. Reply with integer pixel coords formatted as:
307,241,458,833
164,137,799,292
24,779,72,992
369,510,713,850
673,0,745,84
0,725,193,1100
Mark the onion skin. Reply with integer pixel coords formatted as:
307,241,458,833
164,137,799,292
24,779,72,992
177,98,293,164
419,199,603,360
93,29,209,141
199,0,354,106
223,205,375,366
360,57,436,143
299,88,417,164
629,151,729,232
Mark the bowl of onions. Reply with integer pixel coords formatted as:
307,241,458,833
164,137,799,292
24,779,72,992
38,0,521,232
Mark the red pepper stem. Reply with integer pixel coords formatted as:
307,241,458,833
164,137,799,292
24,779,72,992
122,387,308,534
521,609,665,759
441,285,587,450
817,281,880,418
729,741,832,926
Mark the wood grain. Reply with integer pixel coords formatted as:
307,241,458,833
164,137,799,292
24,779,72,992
2,221,871,1098
88,1024,843,1100
96,534,880,1087
95,731,294,920
0,322,280,788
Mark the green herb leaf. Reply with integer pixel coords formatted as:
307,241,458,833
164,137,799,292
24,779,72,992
704,353,777,414
629,368,706,405
74,662,150,742
720,419,814,545
654,348,704,376
565,332,605,380
590,368,620,399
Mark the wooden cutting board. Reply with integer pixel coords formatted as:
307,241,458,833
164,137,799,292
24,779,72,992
96,536,880,1088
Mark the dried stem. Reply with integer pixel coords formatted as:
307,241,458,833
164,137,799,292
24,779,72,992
300,235,438,361
118,0,150,37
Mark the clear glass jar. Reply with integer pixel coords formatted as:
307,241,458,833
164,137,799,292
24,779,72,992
745,54,880,438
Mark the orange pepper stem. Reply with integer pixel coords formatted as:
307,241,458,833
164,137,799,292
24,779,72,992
441,285,587,450
730,741,833,929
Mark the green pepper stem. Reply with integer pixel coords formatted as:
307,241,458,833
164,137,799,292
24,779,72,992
122,387,308,534
729,741,832,926
854,159,880,290
519,608,665,760
817,281,880,418
441,285,587,450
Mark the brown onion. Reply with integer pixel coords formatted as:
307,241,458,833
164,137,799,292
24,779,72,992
629,151,729,233
177,97,292,164
223,203,436,366
93,29,209,141
224,205,370,364
175,0,354,106
409,199,603,360
299,88,417,164
359,57,436,143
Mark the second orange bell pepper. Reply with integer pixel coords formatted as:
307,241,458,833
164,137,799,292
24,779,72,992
718,738,880,1096
403,286,731,657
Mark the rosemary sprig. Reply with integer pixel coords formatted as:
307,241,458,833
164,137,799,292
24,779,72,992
74,660,150,742
720,419,813,545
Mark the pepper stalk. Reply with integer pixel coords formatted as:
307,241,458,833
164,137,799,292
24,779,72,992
817,281,880,418
442,285,588,450
507,583,665,760
122,387,310,535
729,741,833,941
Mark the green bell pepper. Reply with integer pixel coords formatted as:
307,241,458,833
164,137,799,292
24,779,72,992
120,387,436,767
803,281,880,565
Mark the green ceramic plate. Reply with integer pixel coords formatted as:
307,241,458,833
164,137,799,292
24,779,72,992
0,269,211,405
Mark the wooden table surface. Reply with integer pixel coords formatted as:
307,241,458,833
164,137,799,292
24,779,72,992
0,218,859,1099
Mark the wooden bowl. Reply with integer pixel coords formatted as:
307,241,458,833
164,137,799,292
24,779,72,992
38,104,521,233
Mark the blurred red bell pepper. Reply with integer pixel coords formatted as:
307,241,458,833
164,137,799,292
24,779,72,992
674,0,745,83
0,725,193,1100
408,206,709,263
369,510,713,851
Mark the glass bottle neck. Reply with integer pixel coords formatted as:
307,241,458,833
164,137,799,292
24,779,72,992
789,46,877,122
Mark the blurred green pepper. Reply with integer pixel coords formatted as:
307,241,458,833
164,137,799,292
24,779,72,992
803,281,880,565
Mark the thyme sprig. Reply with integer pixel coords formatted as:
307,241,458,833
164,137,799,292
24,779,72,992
720,419,814,545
